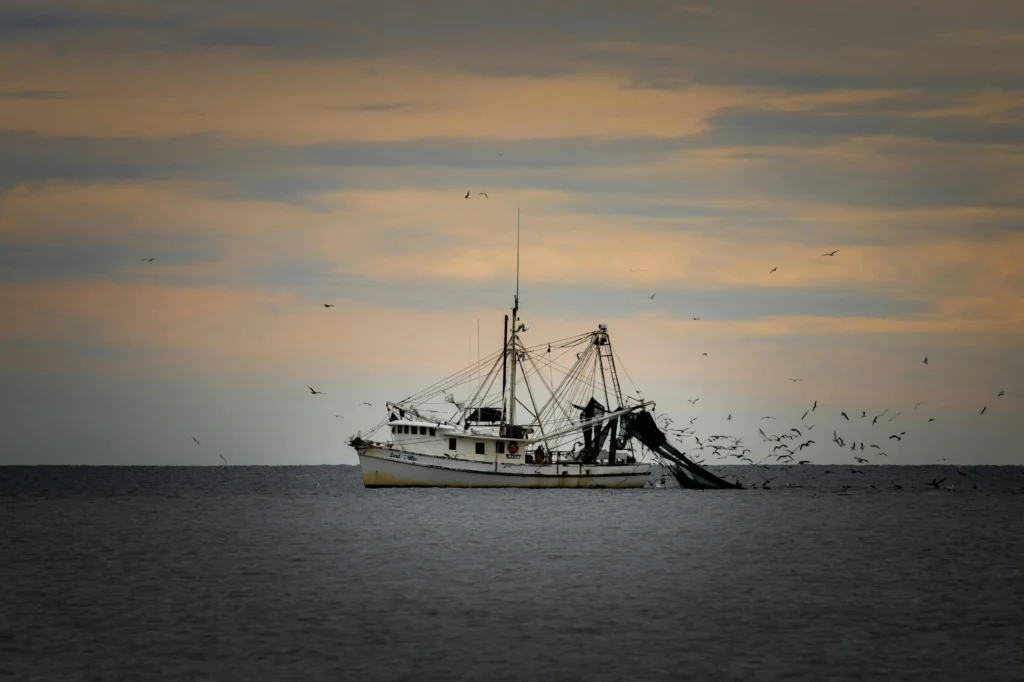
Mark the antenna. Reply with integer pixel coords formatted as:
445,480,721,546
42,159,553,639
516,208,520,303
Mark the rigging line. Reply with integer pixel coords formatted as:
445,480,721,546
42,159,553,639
399,345,507,403
605,337,640,398
522,349,577,428
461,347,505,417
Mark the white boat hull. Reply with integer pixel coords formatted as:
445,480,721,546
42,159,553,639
357,446,650,489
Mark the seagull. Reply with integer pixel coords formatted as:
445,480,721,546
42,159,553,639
926,478,945,489
821,249,840,257
887,412,902,422
192,437,200,446
307,386,324,395
692,317,700,320
761,416,775,420
497,152,505,156
801,410,809,420
701,352,708,356
922,356,928,365
727,414,732,421
464,191,470,198
997,391,1004,397
334,414,344,418
687,398,699,404
219,454,227,466
914,401,926,409
855,457,869,464
956,466,967,477
141,257,157,262
841,412,849,420
928,418,935,422
980,406,987,414
478,192,488,198
361,402,373,407
889,434,902,441
323,304,334,308
648,293,656,299
891,479,902,490
861,411,867,418
812,400,818,411
790,378,802,382
770,266,778,273
872,415,879,425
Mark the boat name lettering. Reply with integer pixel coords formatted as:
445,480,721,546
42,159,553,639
506,453,521,460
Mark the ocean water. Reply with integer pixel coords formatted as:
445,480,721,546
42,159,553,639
2,464,1023,681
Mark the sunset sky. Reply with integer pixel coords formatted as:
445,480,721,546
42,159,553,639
1,0,1022,465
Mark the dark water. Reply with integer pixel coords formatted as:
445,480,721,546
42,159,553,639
3,465,1024,681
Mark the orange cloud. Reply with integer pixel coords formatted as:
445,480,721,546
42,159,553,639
0,45,769,143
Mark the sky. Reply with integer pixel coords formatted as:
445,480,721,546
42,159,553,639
1,0,1022,466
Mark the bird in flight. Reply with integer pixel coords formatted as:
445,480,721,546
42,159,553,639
922,356,928,365
478,192,488,198
727,414,732,421
914,401,926,409
928,418,936,422
692,317,700,320
770,266,778,273
872,415,879,425
497,152,505,156
701,352,708,356
464,191,471,198
648,293,656,299
812,400,818,411
790,378,802,382
192,437,200,446
820,250,840,257
841,412,849,420
801,410,809,420
308,386,324,395
361,402,373,407
687,398,699,404
323,304,334,308
141,257,157,262
335,414,344,419
997,391,1004,397
219,454,227,466
980,406,987,414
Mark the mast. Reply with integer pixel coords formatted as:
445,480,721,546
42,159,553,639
501,314,508,424
507,209,520,431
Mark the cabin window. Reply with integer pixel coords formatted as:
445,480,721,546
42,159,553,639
419,426,427,435
475,442,485,455
448,438,457,451
403,425,409,434
429,428,436,437
495,441,505,454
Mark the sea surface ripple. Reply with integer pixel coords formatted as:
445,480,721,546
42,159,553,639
2,464,1023,681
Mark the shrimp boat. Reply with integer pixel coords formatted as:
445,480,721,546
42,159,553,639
348,215,741,490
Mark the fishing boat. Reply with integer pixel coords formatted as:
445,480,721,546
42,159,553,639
348,214,741,490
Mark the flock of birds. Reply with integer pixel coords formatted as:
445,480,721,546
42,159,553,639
140,198,1013,480
652,377,1008,492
